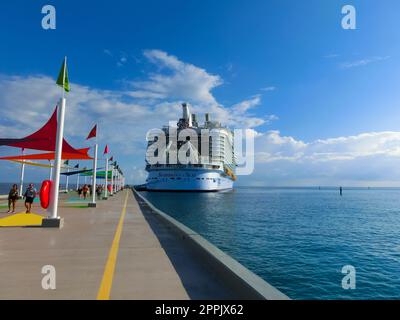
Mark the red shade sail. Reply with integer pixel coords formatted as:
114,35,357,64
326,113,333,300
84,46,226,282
0,148,92,161
6,107,81,154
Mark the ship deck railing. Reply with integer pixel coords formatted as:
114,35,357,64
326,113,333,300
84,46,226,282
146,163,223,170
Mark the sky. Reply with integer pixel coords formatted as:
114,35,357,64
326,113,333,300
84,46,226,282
0,0,400,186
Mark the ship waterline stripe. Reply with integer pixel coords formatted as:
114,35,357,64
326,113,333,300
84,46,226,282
97,190,129,300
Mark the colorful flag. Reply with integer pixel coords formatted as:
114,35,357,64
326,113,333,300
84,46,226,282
86,125,97,140
56,57,70,92
109,156,114,162
104,145,109,155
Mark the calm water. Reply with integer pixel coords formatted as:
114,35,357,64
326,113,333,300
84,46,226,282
141,187,400,300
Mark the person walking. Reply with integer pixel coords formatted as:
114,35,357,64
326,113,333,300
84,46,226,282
23,183,37,214
77,187,82,198
96,185,102,200
82,184,89,200
7,184,19,214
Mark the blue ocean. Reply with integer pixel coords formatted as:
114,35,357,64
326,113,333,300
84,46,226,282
141,187,400,300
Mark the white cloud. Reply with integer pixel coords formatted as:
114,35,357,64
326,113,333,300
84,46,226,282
340,56,390,69
0,75,156,152
239,130,400,187
256,131,400,163
232,95,261,114
103,49,113,57
260,86,276,92
130,49,223,105
324,54,339,59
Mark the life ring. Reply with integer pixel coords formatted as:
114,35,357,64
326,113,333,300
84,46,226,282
40,180,53,209
107,184,112,193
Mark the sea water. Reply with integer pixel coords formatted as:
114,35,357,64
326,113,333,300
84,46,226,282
141,187,400,300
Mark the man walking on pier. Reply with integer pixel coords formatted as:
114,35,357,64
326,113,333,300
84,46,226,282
23,183,37,214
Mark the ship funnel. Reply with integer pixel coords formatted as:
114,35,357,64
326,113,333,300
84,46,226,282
182,103,193,127
192,114,198,127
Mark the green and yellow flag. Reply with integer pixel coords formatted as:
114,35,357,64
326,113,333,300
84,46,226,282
56,57,70,92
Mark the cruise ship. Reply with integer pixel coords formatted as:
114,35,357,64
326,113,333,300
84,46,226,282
145,103,237,191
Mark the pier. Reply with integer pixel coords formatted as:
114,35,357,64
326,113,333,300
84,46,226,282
0,189,288,300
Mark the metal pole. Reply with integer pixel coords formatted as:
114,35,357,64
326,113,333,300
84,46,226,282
48,97,66,219
65,167,69,192
90,144,98,207
19,149,25,197
116,170,119,192
49,161,53,180
104,157,109,199
110,164,114,196
76,173,80,190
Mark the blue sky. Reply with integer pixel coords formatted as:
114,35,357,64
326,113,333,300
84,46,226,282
1,0,400,186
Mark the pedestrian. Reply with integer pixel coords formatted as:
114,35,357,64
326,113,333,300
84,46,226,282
82,184,89,199
7,184,19,214
96,185,102,200
23,183,37,214
77,187,82,198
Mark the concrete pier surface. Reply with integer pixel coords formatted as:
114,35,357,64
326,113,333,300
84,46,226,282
0,189,288,300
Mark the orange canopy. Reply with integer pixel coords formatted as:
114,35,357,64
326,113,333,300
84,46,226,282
0,148,92,161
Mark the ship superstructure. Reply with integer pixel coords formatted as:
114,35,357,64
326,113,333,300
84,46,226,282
145,103,236,191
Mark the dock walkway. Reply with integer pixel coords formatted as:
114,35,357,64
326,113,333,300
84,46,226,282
0,189,233,299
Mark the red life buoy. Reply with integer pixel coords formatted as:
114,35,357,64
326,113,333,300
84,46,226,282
107,184,112,193
40,180,53,209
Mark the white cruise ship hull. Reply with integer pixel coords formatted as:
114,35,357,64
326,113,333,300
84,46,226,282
146,168,234,192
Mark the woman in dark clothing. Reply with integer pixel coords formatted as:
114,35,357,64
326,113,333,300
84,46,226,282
23,183,37,214
82,184,89,199
7,184,19,214
96,185,102,200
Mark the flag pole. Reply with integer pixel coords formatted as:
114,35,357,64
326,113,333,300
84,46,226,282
117,170,120,192
89,129,98,207
110,162,114,196
44,57,68,228
65,164,70,192
113,165,116,194
49,160,53,180
47,95,66,220
19,149,25,197
104,155,109,200
76,171,80,190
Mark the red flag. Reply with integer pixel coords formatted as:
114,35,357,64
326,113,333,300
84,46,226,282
86,125,97,140
109,156,114,162
104,145,109,155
